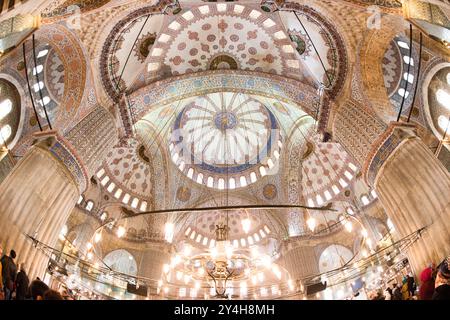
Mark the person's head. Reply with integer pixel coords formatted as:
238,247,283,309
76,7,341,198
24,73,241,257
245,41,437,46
429,262,436,270
29,280,50,300
10,249,16,259
438,256,450,279
43,290,63,300
434,256,450,288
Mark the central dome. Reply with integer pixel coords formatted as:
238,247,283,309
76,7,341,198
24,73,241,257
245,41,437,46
170,92,282,189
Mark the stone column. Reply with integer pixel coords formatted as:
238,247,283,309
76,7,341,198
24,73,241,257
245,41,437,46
333,99,450,275
372,126,450,273
0,137,81,279
0,106,117,279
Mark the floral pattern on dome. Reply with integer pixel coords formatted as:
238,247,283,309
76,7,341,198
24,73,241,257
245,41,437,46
136,3,306,88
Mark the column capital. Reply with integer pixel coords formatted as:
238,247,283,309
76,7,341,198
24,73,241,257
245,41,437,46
32,130,89,193
363,122,417,186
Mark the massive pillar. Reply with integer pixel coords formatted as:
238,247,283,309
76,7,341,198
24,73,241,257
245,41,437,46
373,127,450,273
333,100,450,274
0,106,117,279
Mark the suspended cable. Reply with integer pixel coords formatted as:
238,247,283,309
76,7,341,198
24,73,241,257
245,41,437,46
22,42,43,131
32,34,52,130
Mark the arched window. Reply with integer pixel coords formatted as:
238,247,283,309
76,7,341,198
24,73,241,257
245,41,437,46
77,195,84,205
32,65,43,75
85,200,94,211
436,89,450,110
0,99,12,120
361,195,369,206
33,81,44,92
0,125,12,142
438,115,450,131
398,88,409,98
100,212,108,221
37,49,49,58
103,249,137,276
403,56,414,66
37,96,50,106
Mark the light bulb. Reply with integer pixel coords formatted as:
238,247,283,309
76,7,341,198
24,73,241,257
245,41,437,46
60,225,68,237
250,246,259,258
225,244,233,259
307,217,316,232
361,229,368,237
164,223,174,243
211,247,218,258
183,245,191,256
345,221,353,233
258,272,264,282
262,255,272,268
117,226,126,238
94,232,102,243
241,218,251,234
362,249,368,258
86,242,93,250
162,264,170,274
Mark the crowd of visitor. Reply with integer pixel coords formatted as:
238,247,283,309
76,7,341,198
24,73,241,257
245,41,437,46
1,244,449,300
0,246,69,300
368,256,450,300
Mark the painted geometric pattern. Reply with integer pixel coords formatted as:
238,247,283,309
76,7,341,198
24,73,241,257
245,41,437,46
129,70,319,123
382,40,402,97
45,49,65,104
302,142,358,206
102,138,153,199
138,3,302,88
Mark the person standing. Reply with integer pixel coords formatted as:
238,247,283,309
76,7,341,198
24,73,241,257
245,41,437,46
384,287,392,300
407,275,416,297
392,283,402,300
401,276,410,300
432,256,450,300
15,263,30,300
1,249,17,300
419,264,435,300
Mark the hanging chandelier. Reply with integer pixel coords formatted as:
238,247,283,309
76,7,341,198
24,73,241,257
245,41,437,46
159,223,295,299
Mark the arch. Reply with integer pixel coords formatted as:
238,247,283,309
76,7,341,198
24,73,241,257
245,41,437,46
128,70,319,124
103,249,138,276
421,61,450,140
0,74,26,150
318,244,353,274
33,24,87,131
359,17,405,122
